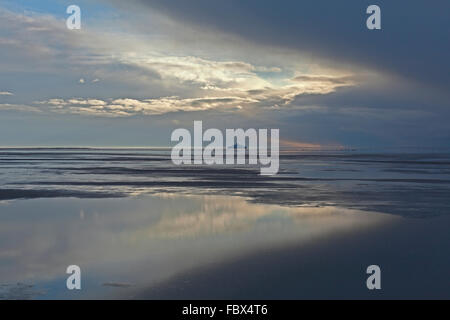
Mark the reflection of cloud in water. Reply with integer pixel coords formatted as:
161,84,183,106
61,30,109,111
0,194,395,298
144,194,392,239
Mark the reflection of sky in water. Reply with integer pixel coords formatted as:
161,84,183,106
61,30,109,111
0,194,395,299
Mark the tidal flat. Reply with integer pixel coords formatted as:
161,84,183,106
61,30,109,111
0,149,449,299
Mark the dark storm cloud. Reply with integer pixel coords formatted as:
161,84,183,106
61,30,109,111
130,0,450,91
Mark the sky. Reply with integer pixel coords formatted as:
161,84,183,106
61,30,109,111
0,0,449,148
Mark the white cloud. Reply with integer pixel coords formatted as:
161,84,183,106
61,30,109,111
0,91,13,96
34,76,349,117
0,7,357,118
0,104,41,112
37,96,253,117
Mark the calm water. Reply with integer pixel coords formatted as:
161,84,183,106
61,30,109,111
0,149,449,299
